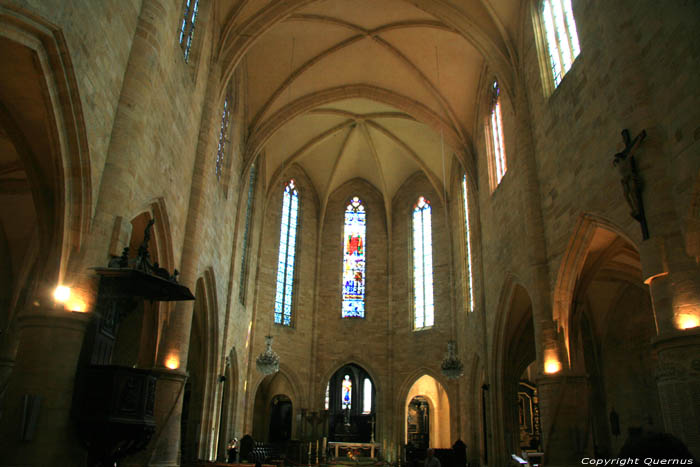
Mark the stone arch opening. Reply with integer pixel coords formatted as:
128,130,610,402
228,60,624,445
0,10,91,384
564,224,658,456
404,374,450,449
494,283,539,459
217,347,239,461
327,363,376,443
252,371,298,442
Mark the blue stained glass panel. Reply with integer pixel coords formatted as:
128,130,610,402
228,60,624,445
274,180,299,325
342,197,366,318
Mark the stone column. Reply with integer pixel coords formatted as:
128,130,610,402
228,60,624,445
0,308,90,467
642,236,700,459
535,373,591,465
73,0,172,306
121,368,189,467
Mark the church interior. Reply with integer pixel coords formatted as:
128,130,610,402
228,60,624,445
0,0,699,466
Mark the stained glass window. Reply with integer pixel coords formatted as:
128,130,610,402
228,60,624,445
239,164,257,303
215,95,231,181
541,0,580,87
342,375,352,410
462,175,474,312
342,197,366,318
490,81,506,185
179,0,199,62
413,196,434,329
274,180,299,326
362,378,372,414
325,383,330,410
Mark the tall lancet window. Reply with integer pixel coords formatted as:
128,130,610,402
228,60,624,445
179,0,200,62
413,196,434,329
342,197,366,318
490,81,507,186
362,378,372,414
341,375,352,410
215,95,231,181
462,175,475,312
274,180,299,326
239,164,257,303
541,0,580,87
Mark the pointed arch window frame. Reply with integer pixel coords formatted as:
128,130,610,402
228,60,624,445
274,179,300,327
341,196,367,319
412,196,435,330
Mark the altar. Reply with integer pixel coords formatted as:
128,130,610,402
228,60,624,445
329,441,380,459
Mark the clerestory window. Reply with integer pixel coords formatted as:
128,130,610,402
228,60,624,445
215,94,231,181
274,180,299,326
413,196,434,330
462,175,474,312
489,81,507,188
179,0,199,63
541,0,580,87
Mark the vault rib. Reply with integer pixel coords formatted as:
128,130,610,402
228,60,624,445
365,119,445,202
250,15,467,140
359,121,392,229
321,124,357,226
265,119,355,200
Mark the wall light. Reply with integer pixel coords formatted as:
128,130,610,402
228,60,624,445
544,359,562,374
165,355,180,370
66,298,87,313
678,314,699,330
53,285,71,303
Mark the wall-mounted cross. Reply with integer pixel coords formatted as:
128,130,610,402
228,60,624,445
613,129,648,239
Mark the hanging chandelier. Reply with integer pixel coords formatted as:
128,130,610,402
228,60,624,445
441,340,464,379
256,335,280,375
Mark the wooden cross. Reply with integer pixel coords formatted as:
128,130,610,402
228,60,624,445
613,129,649,239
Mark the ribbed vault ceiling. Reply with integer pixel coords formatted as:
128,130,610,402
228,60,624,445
216,0,521,205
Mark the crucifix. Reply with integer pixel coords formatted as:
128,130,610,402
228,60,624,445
612,128,649,239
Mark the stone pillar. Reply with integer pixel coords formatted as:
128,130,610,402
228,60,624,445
121,368,189,467
73,0,173,307
641,234,700,459
536,373,591,466
0,308,90,467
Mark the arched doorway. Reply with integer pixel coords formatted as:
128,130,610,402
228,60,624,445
252,370,298,442
327,363,375,443
404,374,450,449
269,395,293,442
